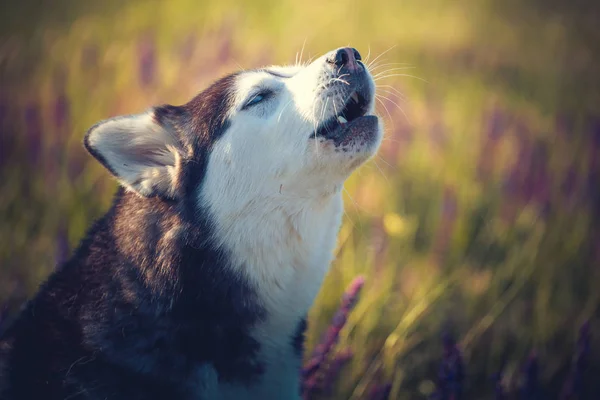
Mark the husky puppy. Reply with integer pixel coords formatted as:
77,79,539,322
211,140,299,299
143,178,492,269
0,47,381,399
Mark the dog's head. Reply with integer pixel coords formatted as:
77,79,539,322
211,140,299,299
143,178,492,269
85,47,382,207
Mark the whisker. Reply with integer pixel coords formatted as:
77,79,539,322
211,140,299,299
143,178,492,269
369,63,414,72
377,94,410,123
333,95,340,119
376,84,408,99
374,73,429,83
299,38,307,65
234,61,246,71
376,155,394,169
371,158,390,185
378,88,408,103
277,99,294,124
315,74,351,92
367,45,398,69
377,93,408,115
380,137,405,144
364,44,372,64
330,78,350,86
375,96,395,130
366,59,388,72
342,187,365,230
313,97,330,155
305,53,316,65
373,67,419,78
310,97,322,152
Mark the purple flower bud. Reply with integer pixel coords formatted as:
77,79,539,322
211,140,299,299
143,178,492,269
521,351,539,399
433,187,458,260
487,107,507,142
561,322,592,399
588,115,600,150
321,348,353,395
54,93,70,131
138,35,157,87
436,330,464,400
573,321,591,395
302,276,365,397
24,102,42,165
561,165,578,200
180,33,197,62
369,383,392,400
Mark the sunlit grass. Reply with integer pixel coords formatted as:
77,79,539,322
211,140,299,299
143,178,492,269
1,0,599,398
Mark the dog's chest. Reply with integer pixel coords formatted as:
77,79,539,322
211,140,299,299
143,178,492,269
205,195,344,399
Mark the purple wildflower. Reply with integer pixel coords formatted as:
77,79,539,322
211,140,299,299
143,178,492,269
573,322,591,395
492,355,508,400
435,331,464,400
180,33,197,62
24,102,42,165
529,143,550,209
138,34,157,87
320,348,353,395
302,276,365,398
486,107,507,142
561,165,578,201
433,186,458,261
503,134,534,202
53,93,70,132
369,382,392,400
587,115,600,152
521,351,539,399
561,321,591,399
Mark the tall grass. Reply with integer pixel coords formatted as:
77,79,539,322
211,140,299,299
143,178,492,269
1,0,599,398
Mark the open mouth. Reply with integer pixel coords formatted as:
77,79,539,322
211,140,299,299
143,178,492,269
313,89,371,139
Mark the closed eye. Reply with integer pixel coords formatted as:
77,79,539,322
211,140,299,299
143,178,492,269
242,90,273,110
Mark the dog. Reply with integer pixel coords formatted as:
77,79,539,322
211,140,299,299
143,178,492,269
0,47,382,399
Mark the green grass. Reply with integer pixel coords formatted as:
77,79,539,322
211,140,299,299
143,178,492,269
1,0,599,398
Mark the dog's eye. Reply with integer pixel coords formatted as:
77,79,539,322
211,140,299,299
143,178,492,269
243,91,272,109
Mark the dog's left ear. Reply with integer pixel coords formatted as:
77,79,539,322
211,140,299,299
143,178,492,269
84,105,187,199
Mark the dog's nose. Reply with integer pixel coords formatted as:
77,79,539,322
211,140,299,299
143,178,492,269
326,47,362,71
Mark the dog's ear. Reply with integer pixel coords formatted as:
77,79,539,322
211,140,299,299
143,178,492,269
84,105,187,199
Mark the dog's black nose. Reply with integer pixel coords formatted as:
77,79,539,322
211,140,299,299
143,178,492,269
326,47,362,69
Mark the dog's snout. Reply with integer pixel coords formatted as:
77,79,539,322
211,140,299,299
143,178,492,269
326,47,362,71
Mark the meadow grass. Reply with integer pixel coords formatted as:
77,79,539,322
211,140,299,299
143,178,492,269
1,0,599,398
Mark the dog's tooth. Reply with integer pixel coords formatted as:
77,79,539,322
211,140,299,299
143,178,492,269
351,92,359,103
337,115,348,124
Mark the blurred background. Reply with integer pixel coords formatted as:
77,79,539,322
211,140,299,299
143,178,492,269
1,0,599,398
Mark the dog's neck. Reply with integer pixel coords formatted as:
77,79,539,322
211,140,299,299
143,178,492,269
202,181,345,329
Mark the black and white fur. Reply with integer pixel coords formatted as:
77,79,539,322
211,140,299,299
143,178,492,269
0,47,382,400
